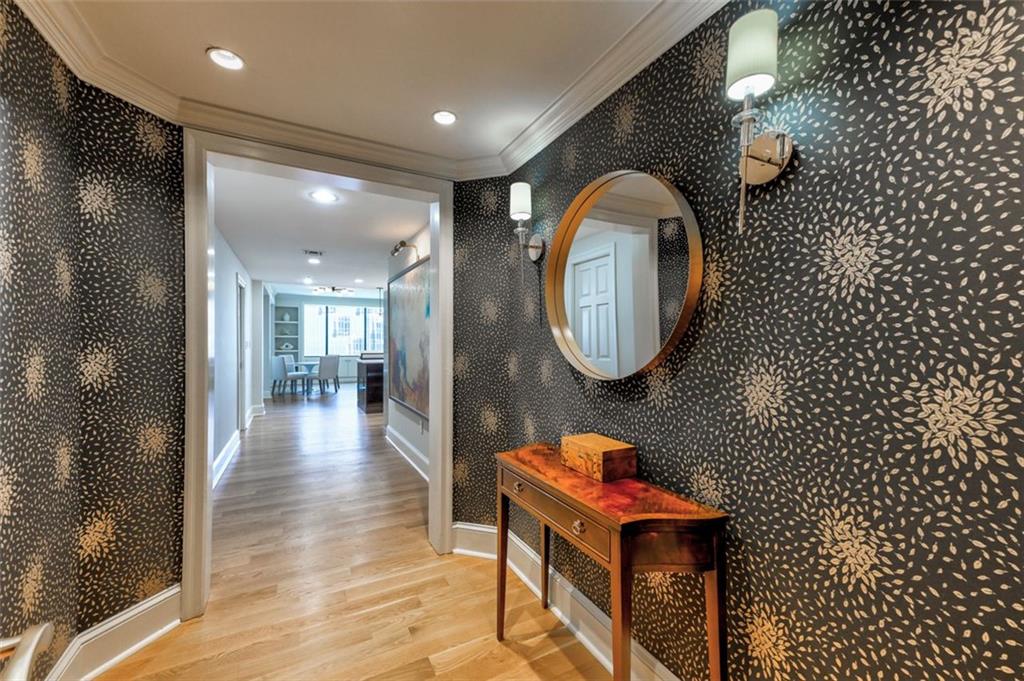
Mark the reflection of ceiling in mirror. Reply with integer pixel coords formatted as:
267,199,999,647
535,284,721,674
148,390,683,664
598,174,680,219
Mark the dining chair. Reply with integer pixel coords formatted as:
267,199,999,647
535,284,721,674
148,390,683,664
270,355,287,397
309,355,340,394
282,355,308,394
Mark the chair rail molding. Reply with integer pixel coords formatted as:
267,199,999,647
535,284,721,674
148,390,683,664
15,0,727,181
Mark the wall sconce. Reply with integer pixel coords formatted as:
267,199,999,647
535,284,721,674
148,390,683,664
390,240,419,258
510,182,544,279
726,9,794,232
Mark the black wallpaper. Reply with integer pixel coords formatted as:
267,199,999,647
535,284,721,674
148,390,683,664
0,0,184,672
452,1,1023,679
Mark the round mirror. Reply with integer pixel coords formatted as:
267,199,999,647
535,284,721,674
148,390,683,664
545,171,702,380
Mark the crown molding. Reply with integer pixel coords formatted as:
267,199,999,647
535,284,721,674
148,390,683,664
15,0,727,182
497,0,729,175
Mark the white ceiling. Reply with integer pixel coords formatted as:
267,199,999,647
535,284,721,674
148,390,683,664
71,1,654,161
212,159,430,290
20,0,728,178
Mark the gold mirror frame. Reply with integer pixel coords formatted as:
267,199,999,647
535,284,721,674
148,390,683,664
544,170,703,381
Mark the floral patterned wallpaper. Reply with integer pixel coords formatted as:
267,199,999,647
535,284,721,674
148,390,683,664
0,0,184,673
453,1,1023,679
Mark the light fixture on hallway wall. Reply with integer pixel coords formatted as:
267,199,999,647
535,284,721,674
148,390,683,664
304,249,323,265
390,240,420,258
726,9,794,232
510,182,544,281
432,110,457,125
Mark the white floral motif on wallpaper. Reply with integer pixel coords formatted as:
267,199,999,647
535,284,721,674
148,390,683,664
479,187,499,215
905,366,1010,469
0,230,13,288
538,356,554,387
505,351,520,382
133,568,173,601
452,458,469,487
522,293,538,321
136,269,167,308
0,4,8,56
52,56,70,112
646,366,678,409
137,421,169,460
20,554,44,616
453,246,469,270
77,175,117,224
453,351,469,380
480,297,499,324
55,250,72,301
54,434,72,489
739,360,788,429
612,94,638,145
135,114,168,159
902,3,1022,123
817,506,892,593
743,603,794,681
78,509,117,561
701,251,729,309
817,219,888,303
562,141,578,172
0,464,15,523
691,26,726,95
20,132,45,192
25,347,45,401
480,404,501,434
80,343,117,391
522,413,537,442
689,463,726,508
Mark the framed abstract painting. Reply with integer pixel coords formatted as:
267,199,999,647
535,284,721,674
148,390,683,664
387,257,430,419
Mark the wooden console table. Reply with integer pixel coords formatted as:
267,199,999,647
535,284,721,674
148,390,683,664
496,444,729,681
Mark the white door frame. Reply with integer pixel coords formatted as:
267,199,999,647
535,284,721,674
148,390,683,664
235,274,247,431
182,129,454,619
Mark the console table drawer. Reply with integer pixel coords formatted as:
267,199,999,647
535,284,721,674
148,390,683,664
502,468,610,561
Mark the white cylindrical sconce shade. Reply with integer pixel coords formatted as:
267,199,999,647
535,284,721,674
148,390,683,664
509,182,532,221
725,9,778,101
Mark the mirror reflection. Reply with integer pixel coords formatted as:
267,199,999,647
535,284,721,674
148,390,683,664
552,172,700,380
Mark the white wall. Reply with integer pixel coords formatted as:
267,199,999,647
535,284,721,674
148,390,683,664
385,223,431,475
211,225,253,462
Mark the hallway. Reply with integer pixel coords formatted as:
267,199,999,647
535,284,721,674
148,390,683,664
102,389,607,680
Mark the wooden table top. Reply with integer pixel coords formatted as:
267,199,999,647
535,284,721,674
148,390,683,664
497,443,727,528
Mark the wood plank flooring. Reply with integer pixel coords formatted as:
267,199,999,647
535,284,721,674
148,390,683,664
101,387,608,680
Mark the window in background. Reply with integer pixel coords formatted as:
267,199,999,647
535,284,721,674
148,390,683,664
303,304,326,357
303,302,384,358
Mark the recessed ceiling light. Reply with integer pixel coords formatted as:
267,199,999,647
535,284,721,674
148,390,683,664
308,188,340,204
354,278,364,283
307,257,321,265
206,47,244,71
432,110,457,125
206,248,215,256
302,276,313,285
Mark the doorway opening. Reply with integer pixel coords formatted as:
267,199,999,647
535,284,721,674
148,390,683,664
183,131,454,619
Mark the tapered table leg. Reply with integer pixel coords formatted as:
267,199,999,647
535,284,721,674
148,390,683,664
704,532,727,681
496,490,510,641
540,524,550,609
610,533,632,681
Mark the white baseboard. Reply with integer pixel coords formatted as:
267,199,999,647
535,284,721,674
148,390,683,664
385,425,428,482
452,522,680,681
211,430,240,490
245,404,265,429
47,585,181,681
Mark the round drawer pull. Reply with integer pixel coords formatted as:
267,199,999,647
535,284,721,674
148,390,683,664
513,481,524,493
571,519,585,535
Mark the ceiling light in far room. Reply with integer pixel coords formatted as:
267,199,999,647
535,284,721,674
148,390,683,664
432,110,457,126
206,47,244,71
302,276,313,285
354,278,364,284
304,249,323,265
308,188,340,204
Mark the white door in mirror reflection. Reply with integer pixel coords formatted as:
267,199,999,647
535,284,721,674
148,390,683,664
569,245,618,376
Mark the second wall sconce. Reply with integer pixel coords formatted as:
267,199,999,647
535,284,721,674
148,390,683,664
510,182,544,279
726,9,794,232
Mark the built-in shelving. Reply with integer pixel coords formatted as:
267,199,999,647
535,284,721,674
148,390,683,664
273,305,300,361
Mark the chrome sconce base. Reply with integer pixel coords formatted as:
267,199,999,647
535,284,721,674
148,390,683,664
733,94,794,232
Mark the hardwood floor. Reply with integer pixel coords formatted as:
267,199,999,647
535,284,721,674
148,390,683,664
102,386,608,680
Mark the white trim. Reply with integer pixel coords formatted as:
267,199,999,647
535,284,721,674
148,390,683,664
452,523,681,681
385,426,429,482
182,130,455,623
16,0,727,180
46,586,181,681
246,404,265,429
211,430,240,490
